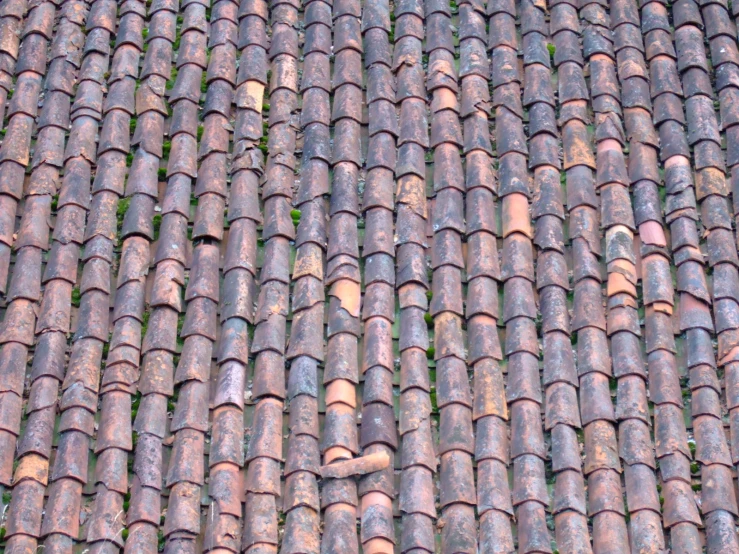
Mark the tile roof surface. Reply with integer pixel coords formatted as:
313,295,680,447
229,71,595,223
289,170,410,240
1,0,739,551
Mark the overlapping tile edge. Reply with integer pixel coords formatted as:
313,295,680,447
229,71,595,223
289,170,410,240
1,0,739,552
